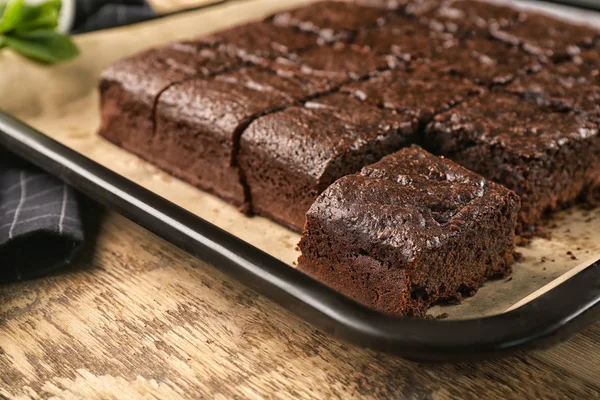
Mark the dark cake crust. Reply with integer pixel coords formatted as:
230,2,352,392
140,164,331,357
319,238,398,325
490,11,600,61
270,1,390,42
99,0,600,246
298,146,519,317
416,0,522,36
341,65,482,124
152,65,341,207
197,21,317,64
354,19,541,85
426,92,600,232
98,45,241,159
239,93,417,231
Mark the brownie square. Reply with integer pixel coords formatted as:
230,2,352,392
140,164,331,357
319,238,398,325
268,43,394,87
99,44,241,157
353,17,450,63
150,68,321,206
430,37,542,86
426,92,599,232
238,93,418,231
341,65,482,125
197,21,317,64
506,67,600,118
298,145,519,317
416,0,521,36
562,49,600,84
270,1,389,42
355,20,540,85
491,11,600,61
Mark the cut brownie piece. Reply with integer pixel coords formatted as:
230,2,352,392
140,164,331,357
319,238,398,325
430,37,542,86
355,20,540,85
341,65,482,126
270,1,389,42
268,43,394,87
298,145,519,317
197,21,317,64
506,66,600,118
491,11,600,61
150,66,330,206
99,44,241,157
416,0,521,36
426,92,599,232
238,93,418,231
562,49,600,85
354,17,451,63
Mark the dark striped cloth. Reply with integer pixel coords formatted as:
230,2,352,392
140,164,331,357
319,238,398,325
0,0,157,281
72,0,156,33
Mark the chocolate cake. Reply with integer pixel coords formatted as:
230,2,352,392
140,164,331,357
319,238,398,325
270,1,390,42
99,0,600,317
354,18,541,85
298,146,520,317
197,21,318,64
426,92,599,233
353,16,450,62
341,65,482,125
268,43,394,84
152,64,355,207
239,92,418,231
99,44,241,158
414,0,522,36
506,66,600,117
490,11,600,61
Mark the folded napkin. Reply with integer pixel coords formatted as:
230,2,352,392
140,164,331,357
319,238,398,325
72,0,156,33
0,149,83,282
0,0,157,281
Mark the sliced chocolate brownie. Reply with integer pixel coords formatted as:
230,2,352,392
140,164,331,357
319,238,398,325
430,37,542,86
196,21,317,65
268,43,394,86
238,93,418,231
559,49,600,85
490,11,600,61
270,1,390,42
353,17,451,62
426,92,599,233
100,21,317,158
341,65,482,126
298,145,519,317
415,0,522,36
151,65,346,207
355,19,540,85
506,66,600,118
99,44,241,158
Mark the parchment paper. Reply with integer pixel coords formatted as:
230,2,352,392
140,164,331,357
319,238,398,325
0,0,598,319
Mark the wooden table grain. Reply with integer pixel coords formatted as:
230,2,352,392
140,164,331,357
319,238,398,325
1,210,599,399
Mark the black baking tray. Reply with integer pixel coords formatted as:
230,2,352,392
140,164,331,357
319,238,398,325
1,111,600,363
1,0,600,362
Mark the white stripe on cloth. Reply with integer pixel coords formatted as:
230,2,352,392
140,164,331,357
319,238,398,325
59,184,68,234
8,172,27,239
0,214,78,231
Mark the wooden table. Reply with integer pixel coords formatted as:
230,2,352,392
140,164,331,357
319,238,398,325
0,210,599,399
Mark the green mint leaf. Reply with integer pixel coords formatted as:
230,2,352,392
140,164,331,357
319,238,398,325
0,4,6,18
0,0,25,34
15,0,61,33
2,29,79,63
